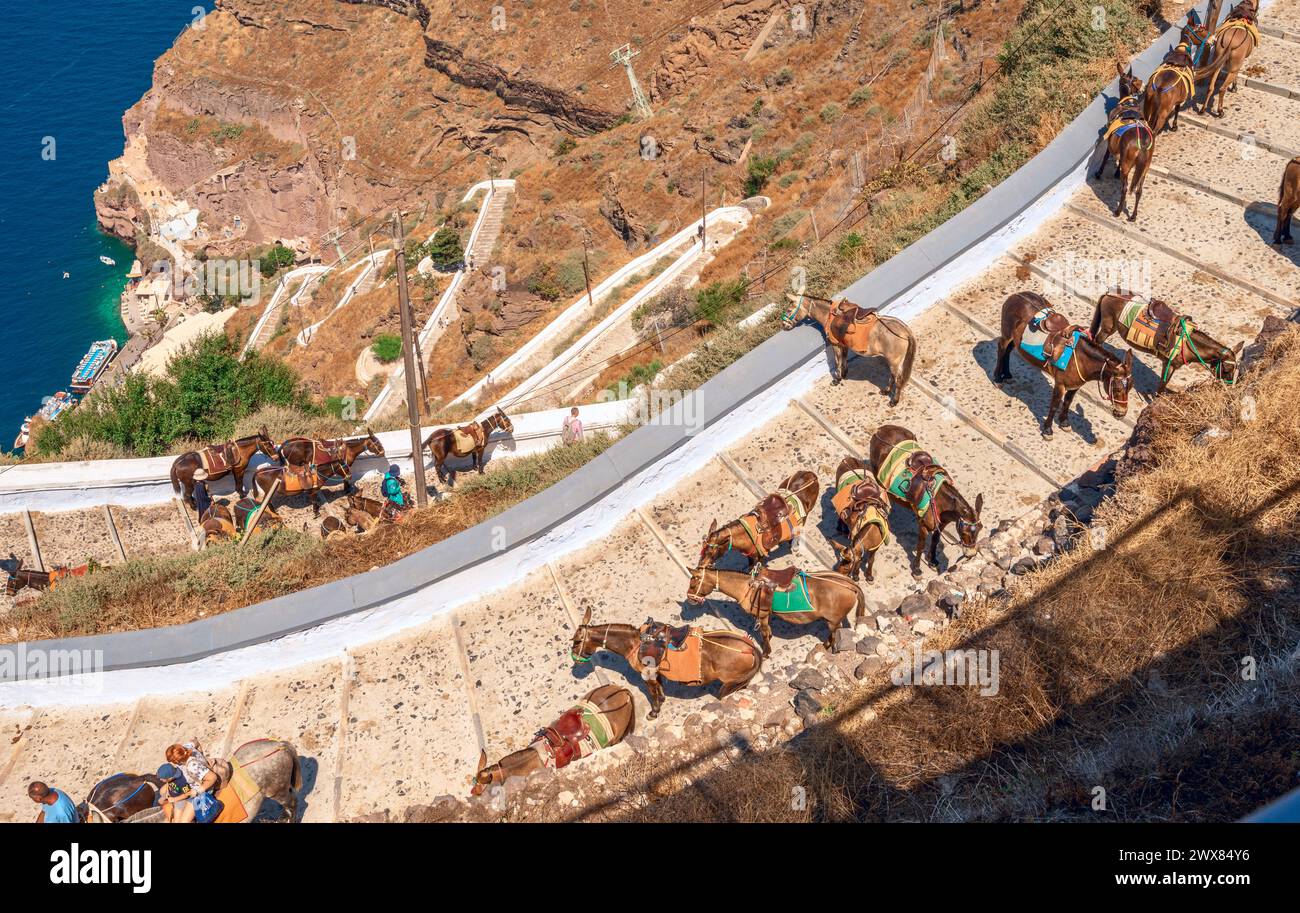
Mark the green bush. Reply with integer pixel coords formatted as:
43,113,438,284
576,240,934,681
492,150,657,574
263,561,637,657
744,155,779,197
426,227,464,271
32,333,315,457
692,278,748,327
371,334,403,363
259,244,296,278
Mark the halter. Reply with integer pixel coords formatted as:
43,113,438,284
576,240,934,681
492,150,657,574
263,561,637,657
1093,357,1129,410
780,293,807,325
686,564,721,605
570,624,611,663
1163,318,1236,384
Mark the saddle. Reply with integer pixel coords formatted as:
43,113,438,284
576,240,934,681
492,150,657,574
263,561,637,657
826,299,879,350
752,565,801,593
279,463,320,494
877,439,948,525
1151,60,1194,97
233,496,280,533
451,423,486,455
533,699,615,770
1103,97,1152,149
199,442,234,475
637,621,705,684
47,564,89,589
1023,307,1084,369
1119,295,1181,356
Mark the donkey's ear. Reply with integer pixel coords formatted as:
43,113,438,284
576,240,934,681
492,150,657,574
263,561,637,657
582,606,592,626
830,540,847,556
1115,60,1125,78
707,518,718,535
477,750,488,774
1125,349,1134,368
974,493,984,516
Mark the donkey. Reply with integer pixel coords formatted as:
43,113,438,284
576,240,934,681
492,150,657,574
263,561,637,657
1095,65,1155,222
1143,44,1196,134
686,562,865,654
1090,291,1241,392
170,428,277,508
278,429,385,494
869,425,984,578
828,456,891,582
422,408,514,486
1274,157,1300,246
781,292,916,405
83,739,303,824
997,291,1133,435
1195,0,1260,119
570,608,762,719
699,470,820,569
470,685,636,797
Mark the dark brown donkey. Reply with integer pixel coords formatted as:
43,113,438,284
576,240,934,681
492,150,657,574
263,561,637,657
422,408,514,486
344,492,408,530
252,461,328,516
781,292,916,404
570,608,762,718
278,429,385,493
997,291,1133,436
1195,0,1260,119
686,562,865,654
4,561,91,596
1142,45,1195,134
829,456,891,582
869,425,984,578
470,685,635,796
1273,156,1300,246
699,470,820,569
1095,65,1154,222
1090,291,1241,392
170,428,277,508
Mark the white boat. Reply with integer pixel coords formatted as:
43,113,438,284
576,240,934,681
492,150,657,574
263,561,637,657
100,255,116,266
13,391,74,450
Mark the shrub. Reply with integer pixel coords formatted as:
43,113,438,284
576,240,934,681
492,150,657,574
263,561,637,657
371,334,403,363
426,227,464,271
820,103,842,123
744,155,779,196
692,278,748,327
848,86,874,108
259,244,296,278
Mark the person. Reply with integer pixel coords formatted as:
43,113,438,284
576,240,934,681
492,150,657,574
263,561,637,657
192,468,212,520
161,743,219,823
381,464,408,510
154,763,189,807
28,781,78,823
562,407,584,445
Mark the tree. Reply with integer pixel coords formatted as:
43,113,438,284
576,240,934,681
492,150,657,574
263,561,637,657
259,244,296,278
426,228,464,272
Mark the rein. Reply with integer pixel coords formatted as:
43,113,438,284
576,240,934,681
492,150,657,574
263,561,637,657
1173,319,1235,384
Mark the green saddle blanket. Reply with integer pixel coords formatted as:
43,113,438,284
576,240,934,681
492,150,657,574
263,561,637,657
768,572,816,614
876,440,945,516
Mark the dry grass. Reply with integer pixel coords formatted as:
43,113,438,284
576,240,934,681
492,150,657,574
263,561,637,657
585,328,1300,822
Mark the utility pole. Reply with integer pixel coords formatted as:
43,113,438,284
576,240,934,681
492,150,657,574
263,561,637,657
392,209,429,508
581,230,595,313
1205,0,1224,34
610,44,653,120
700,165,708,248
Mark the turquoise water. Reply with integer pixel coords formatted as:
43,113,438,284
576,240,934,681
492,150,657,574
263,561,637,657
0,1,210,448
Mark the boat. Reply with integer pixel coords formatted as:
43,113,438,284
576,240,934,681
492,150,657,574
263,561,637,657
13,392,74,450
70,339,118,395
100,255,116,266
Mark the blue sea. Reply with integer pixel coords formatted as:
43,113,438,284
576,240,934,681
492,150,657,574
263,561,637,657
0,1,210,449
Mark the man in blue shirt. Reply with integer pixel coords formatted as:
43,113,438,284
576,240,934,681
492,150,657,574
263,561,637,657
29,781,78,823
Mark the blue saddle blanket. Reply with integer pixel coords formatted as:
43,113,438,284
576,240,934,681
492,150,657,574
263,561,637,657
1020,318,1082,371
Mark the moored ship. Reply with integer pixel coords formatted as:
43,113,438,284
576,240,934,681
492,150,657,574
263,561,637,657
13,391,74,450
69,338,118,395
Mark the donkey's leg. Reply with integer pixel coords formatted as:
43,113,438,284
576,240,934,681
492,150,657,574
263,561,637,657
1094,148,1110,181
477,447,485,474
1113,166,1128,218
994,339,1012,382
1042,384,1062,436
911,529,924,578
864,545,877,583
928,528,942,570
646,680,664,719
1059,389,1079,429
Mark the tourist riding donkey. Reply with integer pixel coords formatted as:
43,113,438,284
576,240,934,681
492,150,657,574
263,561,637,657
1194,0,1261,119
570,608,762,718
422,408,514,486
1274,156,1299,246
1143,42,1196,134
686,560,865,655
781,292,916,405
869,425,984,578
997,291,1133,435
470,685,635,796
277,428,385,494
80,739,303,824
1095,64,1154,222
828,456,891,582
170,427,277,508
1090,291,1240,392
698,470,819,570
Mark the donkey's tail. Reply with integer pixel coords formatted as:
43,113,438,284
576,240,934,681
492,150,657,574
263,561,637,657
853,583,867,625
1089,297,1105,338
897,326,916,391
290,746,303,792
170,461,181,495
1193,47,1229,81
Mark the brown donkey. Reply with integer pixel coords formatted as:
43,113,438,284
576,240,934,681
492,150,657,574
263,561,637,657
1273,156,1300,246
570,608,762,718
686,562,865,654
1195,1,1260,118
1096,65,1155,222
828,457,891,582
781,292,916,404
422,408,514,486
1143,45,1195,134
470,685,636,797
699,470,820,569
278,429,385,493
997,291,1133,435
1090,291,1241,392
869,425,984,578
170,428,277,508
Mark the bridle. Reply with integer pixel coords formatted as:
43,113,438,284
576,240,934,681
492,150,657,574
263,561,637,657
779,293,808,327
570,624,612,663
686,565,721,605
1094,357,1130,412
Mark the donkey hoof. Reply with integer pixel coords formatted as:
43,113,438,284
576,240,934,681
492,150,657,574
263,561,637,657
830,378,841,387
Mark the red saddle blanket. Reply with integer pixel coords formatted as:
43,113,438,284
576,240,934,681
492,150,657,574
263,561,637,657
199,444,233,475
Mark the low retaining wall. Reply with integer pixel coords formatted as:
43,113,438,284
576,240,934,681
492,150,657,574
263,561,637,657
0,6,1209,701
